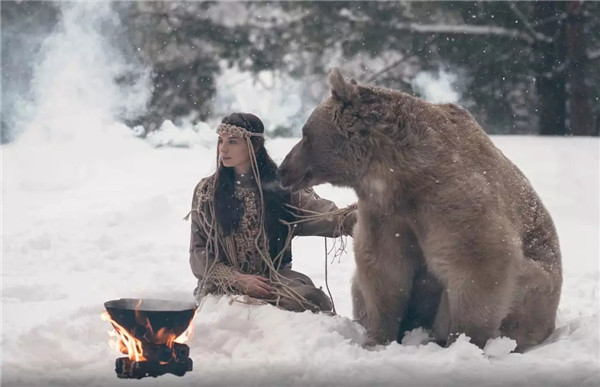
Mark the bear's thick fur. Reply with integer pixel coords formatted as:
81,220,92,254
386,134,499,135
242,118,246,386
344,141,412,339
279,68,562,351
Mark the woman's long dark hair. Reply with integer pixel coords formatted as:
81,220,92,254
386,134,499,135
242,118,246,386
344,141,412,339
214,113,292,259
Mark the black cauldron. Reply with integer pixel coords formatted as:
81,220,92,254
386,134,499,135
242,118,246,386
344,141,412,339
104,298,196,344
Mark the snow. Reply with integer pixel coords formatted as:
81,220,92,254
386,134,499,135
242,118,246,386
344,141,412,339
483,336,518,358
2,1,599,385
2,132,599,386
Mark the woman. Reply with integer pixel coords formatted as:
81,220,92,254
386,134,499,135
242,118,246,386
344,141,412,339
188,112,356,313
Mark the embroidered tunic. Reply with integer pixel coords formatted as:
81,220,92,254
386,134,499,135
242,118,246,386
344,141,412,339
188,173,357,296
232,173,269,274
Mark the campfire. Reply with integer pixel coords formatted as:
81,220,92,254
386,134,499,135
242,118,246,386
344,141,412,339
102,298,196,379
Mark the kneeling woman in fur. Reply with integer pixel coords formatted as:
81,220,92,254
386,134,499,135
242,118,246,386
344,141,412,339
188,113,356,312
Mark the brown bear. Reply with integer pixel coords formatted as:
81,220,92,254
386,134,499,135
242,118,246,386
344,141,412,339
279,68,562,351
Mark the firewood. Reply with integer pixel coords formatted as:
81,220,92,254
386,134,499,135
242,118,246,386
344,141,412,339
115,357,193,379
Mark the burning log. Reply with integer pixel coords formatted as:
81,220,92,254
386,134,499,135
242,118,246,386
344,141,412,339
115,356,193,379
103,298,197,379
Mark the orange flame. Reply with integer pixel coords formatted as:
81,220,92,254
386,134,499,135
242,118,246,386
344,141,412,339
175,323,194,344
101,310,195,362
101,312,145,361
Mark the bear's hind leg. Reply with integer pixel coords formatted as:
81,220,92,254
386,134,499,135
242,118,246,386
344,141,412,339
445,270,517,348
500,258,561,351
427,226,522,349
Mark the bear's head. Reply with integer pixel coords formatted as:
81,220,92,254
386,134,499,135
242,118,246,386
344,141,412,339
280,68,402,191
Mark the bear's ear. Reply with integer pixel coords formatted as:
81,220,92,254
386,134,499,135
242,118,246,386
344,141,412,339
329,68,358,104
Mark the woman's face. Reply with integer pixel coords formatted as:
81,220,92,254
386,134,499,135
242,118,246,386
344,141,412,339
218,133,252,174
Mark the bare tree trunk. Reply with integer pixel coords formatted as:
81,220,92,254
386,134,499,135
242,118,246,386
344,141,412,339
535,1,567,135
566,1,592,136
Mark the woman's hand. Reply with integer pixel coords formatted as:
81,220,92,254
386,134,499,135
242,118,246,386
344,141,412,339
234,274,275,299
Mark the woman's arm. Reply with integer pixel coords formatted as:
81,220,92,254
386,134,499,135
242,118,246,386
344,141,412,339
290,188,357,238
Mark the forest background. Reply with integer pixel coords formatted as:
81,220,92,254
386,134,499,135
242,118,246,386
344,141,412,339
2,0,599,143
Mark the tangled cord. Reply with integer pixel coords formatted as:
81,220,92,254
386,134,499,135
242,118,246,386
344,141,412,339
188,133,355,314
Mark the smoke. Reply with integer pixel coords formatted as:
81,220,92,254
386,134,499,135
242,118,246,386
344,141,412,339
412,70,459,104
1,1,58,143
5,1,151,146
2,1,155,193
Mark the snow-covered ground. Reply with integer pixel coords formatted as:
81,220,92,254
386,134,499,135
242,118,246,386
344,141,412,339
2,130,599,386
2,2,599,385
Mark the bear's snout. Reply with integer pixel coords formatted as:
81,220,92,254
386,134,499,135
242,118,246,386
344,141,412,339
279,155,301,190
279,145,311,191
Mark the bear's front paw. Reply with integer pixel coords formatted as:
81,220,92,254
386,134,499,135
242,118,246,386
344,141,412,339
362,332,391,348
362,336,382,349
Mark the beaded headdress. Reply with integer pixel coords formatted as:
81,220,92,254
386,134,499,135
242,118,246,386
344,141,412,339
217,123,264,138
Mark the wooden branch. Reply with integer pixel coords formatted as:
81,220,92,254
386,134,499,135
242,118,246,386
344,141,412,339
532,13,566,28
365,56,412,83
508,2,549,43
390,22,536,44
365,35,437,84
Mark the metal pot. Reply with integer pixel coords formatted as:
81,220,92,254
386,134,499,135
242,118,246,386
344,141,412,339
104,298,196,344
